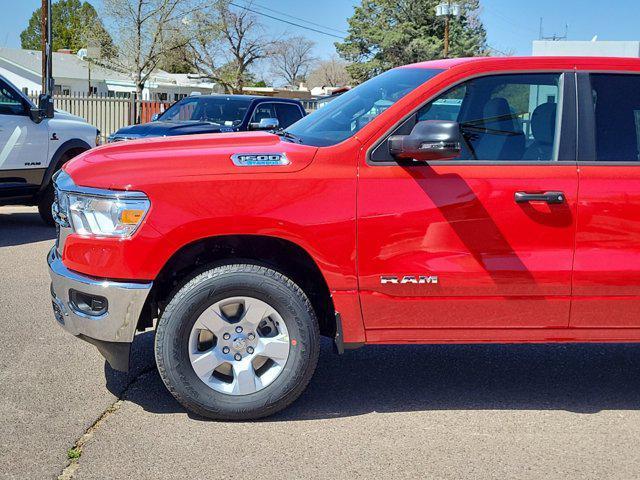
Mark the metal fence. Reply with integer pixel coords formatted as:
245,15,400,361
27,92,318,142
27,93,170,142
299,99,318,111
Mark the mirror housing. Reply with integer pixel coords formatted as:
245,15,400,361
30,94,54,123
151,113,160,122
249,117,279,131
38,94,55,119
388,120,462,161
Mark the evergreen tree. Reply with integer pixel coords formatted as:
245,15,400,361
336,0,487,83
20,0,115,58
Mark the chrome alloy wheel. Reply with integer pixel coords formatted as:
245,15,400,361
188,296,291,395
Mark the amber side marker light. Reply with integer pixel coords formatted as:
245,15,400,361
120,209,145,225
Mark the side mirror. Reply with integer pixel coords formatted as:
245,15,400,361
249,117,279,131
30,94,54,123
388,120,462,161
38,94,55,119
151,113,160,122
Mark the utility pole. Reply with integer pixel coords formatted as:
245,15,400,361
40,0,53,96
436,1,461,58
444,6,450,58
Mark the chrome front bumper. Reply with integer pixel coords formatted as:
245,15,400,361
48,247,152,370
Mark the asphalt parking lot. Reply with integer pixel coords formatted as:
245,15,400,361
3,205,640,479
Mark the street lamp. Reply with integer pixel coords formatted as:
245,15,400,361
435,1,461,58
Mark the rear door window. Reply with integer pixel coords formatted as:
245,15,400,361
275,103,304,128
590,74,640,161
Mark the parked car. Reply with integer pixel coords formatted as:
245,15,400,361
107,95,306,142
48,56,640,420
0,74,99,224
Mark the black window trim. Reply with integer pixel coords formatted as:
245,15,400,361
366,70,578,167
576,70,640,166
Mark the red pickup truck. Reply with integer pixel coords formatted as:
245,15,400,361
49,56,640,420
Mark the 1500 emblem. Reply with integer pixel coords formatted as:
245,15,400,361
381,275,439,284
231,153,289,166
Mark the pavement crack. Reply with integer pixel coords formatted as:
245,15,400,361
57,366,157,480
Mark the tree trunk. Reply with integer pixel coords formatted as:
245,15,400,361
135,79,143,124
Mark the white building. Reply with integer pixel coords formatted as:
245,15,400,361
532,40,640,58
0,47,217,100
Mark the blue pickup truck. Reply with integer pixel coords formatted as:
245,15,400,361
108,95,306,142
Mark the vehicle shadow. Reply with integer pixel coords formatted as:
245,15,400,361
0,209,55,247
106,332,640,421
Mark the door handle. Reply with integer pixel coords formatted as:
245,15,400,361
514,191,566,204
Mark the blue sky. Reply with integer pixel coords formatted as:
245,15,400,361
1,0,639,59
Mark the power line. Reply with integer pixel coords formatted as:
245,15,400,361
229,2,345,39
234,0,348,35
231,2,508,57
482,5,539,36
486,44,509,56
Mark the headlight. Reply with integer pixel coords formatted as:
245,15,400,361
65,192,150,238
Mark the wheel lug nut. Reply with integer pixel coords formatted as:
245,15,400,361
222,347,230,354
247,346,254,354
234,353,242,361
235,326,243,333
223,333,230,340
248,333,255,340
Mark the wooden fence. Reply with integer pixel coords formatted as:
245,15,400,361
28,93,172,141
27,93,319,142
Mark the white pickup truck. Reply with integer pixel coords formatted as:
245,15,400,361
0,74,99,224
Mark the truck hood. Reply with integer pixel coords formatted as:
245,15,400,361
64,131,319,190
53,109,87,123
112,120,236,139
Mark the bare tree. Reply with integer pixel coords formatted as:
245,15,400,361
307,55,352,89
270,36,316,88
102,0,197,101
190,1,274,94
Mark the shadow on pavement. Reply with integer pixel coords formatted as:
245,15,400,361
0,210,55,247
105,333,640,421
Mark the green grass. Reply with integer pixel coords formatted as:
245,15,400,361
67,447,81,460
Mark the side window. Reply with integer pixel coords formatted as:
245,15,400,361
415,73,561,161
418,84,466,121
0,80,26,116
251,103,277,123
590,74,640,161
275,103,304,128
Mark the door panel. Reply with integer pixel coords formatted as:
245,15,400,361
358,72,578,331
0,79,49,182
358,164,578,329
571,73,640,327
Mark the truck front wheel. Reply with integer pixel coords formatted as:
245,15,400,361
38,183,56,226
154,264,320,420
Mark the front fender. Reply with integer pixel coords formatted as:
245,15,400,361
38,139,92,196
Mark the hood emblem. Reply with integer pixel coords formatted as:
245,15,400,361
231,153,290,166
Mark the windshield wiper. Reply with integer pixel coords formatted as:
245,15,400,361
274,129,303,144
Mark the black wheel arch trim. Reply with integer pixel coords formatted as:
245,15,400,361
37,138,92,196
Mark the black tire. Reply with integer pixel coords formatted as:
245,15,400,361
38,183,55,226
154,263,320,420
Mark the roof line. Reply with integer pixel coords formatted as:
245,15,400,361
0,57,39,77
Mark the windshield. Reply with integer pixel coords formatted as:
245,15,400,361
159,97,251,126
285,68,443,146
